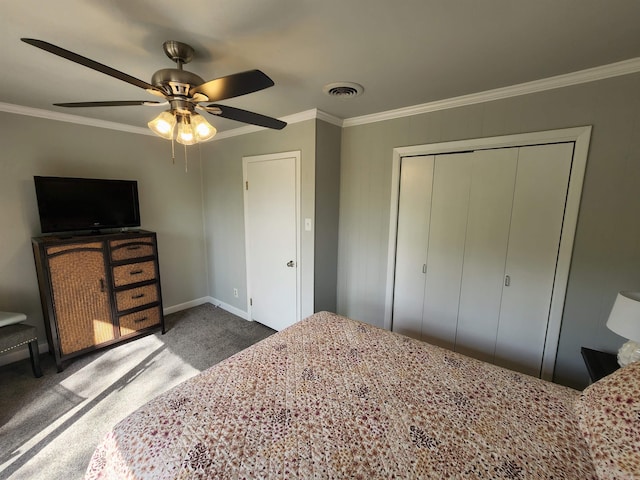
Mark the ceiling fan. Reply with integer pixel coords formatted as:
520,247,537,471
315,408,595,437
21,38,287,145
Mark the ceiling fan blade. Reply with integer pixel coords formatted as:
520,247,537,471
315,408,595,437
191,70,274,102
54,100,167,107
21,38,165,95
205,104,286,130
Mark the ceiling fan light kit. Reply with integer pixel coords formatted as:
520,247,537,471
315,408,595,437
148,110,216,145
20,38,286,154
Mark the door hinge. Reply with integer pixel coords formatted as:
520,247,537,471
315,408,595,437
250,298,253,306
245,181,249,190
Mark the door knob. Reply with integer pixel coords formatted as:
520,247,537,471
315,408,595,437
287,260,295,267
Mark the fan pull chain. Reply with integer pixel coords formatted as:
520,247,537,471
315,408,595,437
171,136,176,164
184,144,188,173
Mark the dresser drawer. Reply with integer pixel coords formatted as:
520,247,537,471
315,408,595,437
115,284,159,312
112,260,157,287
46,241,104,257
119,306,161,335
110,237,155,262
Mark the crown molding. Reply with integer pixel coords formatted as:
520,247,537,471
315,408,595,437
2,56,638,136
343,57,640,127
0,102,153,136
0,102,338,140
315,109,343,127
213,108,343,140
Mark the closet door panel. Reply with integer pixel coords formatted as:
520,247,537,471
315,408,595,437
422,152,472,349
494,143,573,375
455,149,518,362
392,155,434,339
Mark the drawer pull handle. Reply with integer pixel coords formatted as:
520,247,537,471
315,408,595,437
132,293,145,299
126,246,142,251
130,269,143,275
134,316,148,324
99,278,105,292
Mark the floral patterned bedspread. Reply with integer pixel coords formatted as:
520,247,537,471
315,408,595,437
85,311,596,479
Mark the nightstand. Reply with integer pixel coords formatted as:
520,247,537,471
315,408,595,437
581,347,619,383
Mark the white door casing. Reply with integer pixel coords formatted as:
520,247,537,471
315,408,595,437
243,151,301,331
385,126,592,380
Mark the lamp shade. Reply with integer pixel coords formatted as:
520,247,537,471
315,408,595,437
191,113,217,142
176,117,197,145
606,291,640,342
147,111,176,140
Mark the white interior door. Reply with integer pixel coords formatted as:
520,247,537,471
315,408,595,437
392,155,434,339
245,154,299,331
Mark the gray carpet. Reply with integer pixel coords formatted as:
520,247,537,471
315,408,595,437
0,303,275,480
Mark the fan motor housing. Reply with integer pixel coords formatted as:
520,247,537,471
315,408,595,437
169,98,194,115
151,68,205,96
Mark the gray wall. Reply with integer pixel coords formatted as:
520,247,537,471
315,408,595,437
0,112,208,351
4,70,638,389
201,120,317,317
336,72,640,389
314,120,341,312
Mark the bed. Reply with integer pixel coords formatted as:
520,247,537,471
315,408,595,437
85,311,640,479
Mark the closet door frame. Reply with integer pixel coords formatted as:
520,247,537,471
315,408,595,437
384,126,592,381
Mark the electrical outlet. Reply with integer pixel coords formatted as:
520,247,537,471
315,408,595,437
233,288,239,298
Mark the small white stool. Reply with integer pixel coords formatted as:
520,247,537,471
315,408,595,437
0,311,43,377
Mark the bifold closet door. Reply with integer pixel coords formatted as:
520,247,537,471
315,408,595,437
453,149,518,363
391,155,434,339
493,143,573,376
421,152,473,349
392,143,573,376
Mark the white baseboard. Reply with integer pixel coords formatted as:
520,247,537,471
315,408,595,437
208,297,249,320
164,296,249,320
0,298,250,368
163,297,212,315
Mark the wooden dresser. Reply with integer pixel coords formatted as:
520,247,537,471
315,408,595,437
32,230,165,371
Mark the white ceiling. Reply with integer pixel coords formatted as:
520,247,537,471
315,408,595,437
2,0,640,133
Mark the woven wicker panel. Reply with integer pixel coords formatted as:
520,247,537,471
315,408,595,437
115,284,158,312
112,261,157,287
46,242,103,256
109,237,154,262
47,247,114,354
119,306,161,336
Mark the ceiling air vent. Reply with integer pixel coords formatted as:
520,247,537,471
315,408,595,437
323,82,364,98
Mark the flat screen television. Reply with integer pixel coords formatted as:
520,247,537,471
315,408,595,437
34,176,140,234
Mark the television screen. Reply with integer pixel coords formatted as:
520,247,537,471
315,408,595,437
34,176,140,234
